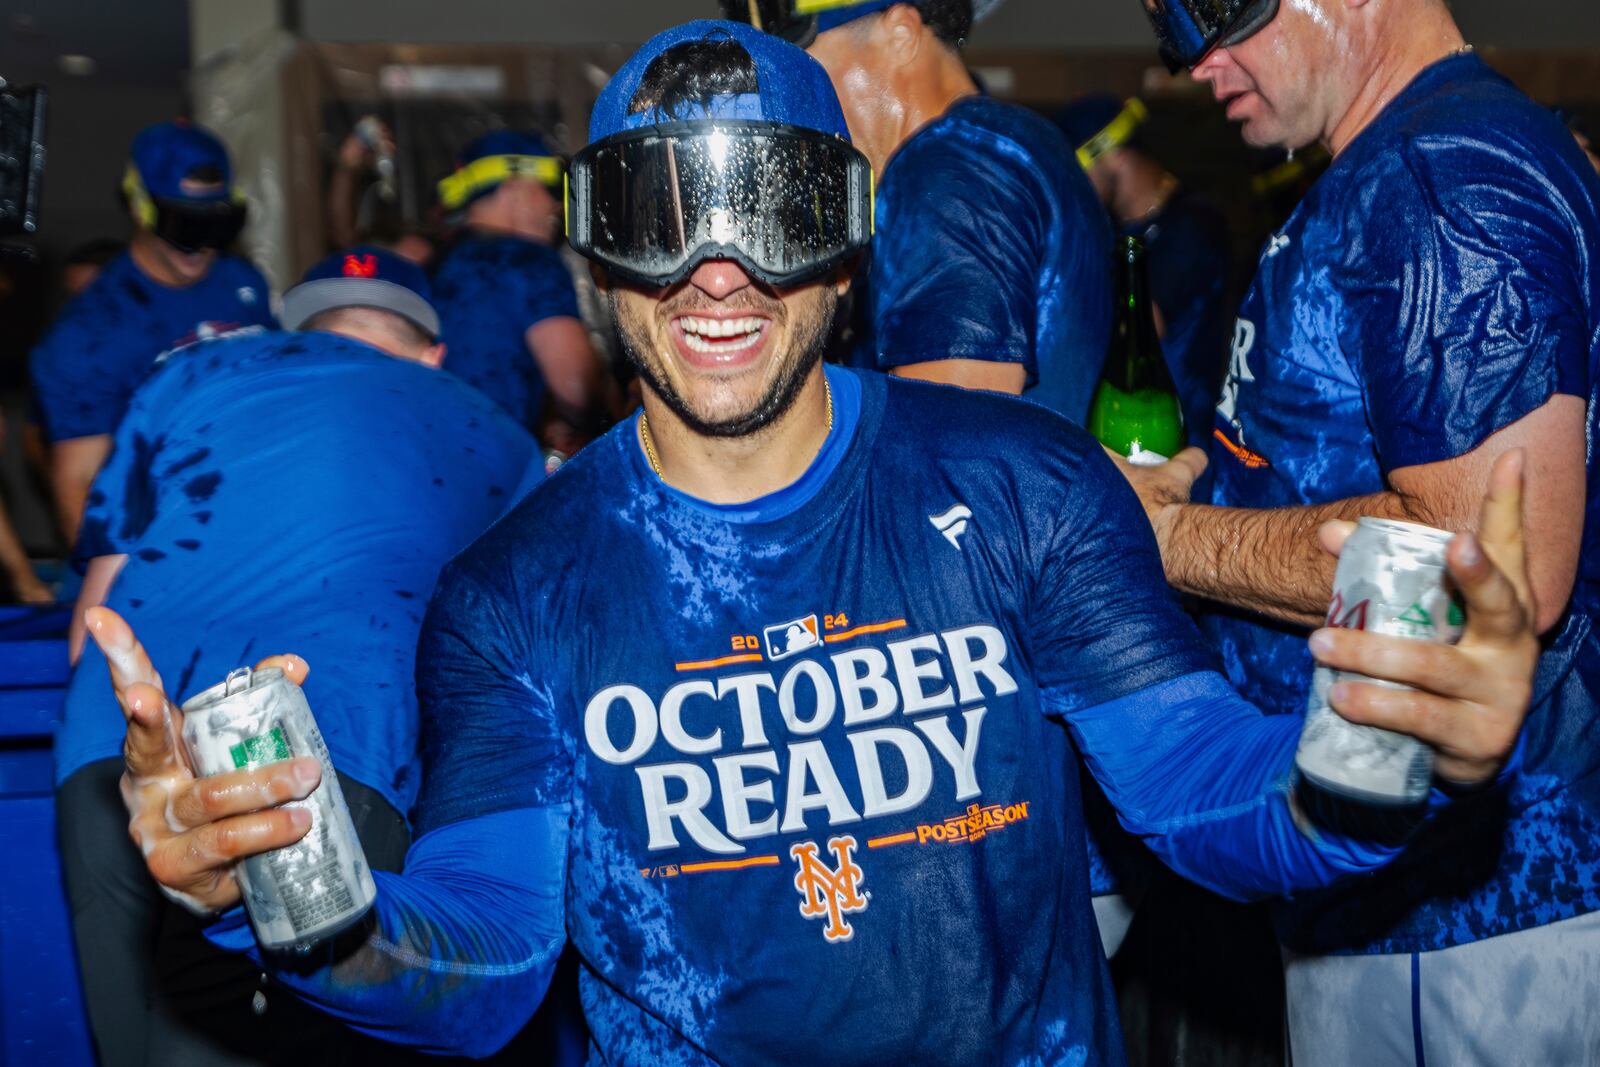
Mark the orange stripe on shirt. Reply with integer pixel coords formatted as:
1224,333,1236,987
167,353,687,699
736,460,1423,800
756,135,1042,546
823,619,909,644
679,856,781,874
675,653,764,672
867,831,918,848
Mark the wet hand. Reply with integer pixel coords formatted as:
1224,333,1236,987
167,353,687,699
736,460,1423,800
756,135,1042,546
1308,451,1539,787
86,607,320,913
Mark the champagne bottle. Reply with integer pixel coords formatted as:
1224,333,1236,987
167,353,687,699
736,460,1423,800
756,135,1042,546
1087,236,1185,466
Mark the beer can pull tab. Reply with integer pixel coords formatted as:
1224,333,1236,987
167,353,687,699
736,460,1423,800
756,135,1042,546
224,666,253,696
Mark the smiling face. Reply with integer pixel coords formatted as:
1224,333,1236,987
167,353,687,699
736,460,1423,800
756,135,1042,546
607,258,843,438
1190,0,1359,150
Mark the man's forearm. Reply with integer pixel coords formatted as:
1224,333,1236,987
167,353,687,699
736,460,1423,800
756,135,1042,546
50,435,112,546
1062,672,1417,901
1158,492,1404,626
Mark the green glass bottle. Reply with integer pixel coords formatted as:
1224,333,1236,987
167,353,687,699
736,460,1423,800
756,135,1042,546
1087,236,1185,465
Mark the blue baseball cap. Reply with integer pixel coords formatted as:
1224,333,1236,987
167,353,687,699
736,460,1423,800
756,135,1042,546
816,0,1003,31
815,0,899,33
460,130,556,165
129,120,233,202
1054,95,1126,151
1055,95,1149,170
281,245,440,339
588,20,850,144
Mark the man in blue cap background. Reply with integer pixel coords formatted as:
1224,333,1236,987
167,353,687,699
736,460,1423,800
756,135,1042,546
1117,0,1600,1061
58,245,532,1066
28,120,275,549
430,130,614,449
81,20,1540,1066
724,0,1112,423
1055,95,1233,450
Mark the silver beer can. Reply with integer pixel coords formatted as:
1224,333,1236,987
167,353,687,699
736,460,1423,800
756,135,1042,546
180,667,376,951
1295,517,1465,806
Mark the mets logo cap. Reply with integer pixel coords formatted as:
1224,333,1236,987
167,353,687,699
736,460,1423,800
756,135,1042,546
282,245,441,340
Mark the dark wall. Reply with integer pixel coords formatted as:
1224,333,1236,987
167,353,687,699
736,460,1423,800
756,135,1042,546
297,0,1600,48
21,78,189,272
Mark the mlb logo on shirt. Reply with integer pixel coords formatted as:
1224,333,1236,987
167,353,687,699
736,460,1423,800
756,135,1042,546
763,614,821,661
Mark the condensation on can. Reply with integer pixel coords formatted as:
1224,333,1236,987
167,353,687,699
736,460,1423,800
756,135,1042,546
1295,517,1464,807
180,667,376,951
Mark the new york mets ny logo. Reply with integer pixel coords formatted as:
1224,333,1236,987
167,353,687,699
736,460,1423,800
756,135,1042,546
790,836,868,943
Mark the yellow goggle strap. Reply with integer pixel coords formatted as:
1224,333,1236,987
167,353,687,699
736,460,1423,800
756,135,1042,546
794,0,878,13
123,164,157,227
1075,98,1149,172
439,154,564,211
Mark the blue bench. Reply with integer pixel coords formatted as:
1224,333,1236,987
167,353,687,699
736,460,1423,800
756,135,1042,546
0,605,94,1065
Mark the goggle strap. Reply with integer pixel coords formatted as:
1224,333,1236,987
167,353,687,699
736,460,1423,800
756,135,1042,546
123,164,244,224
438,154,563,210
793,0,873,13
1076,98,1149,170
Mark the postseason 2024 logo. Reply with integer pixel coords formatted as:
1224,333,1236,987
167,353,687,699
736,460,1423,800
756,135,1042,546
591,617,1034,942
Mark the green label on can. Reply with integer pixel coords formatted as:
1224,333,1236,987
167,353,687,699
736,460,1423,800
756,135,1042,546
1397,603,1434,629
229,726,291,769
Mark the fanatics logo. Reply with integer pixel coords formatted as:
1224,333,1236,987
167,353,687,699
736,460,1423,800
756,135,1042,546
343,253,380,278
791,836,868,943
762,614,821,661
929,504,972,549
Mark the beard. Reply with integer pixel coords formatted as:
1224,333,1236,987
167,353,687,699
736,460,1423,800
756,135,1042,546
611,281,837,440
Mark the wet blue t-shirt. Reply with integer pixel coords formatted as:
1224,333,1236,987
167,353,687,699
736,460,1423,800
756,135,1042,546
356,367,1427,1064
1122,189,1232,447
431,232,583,431
867,96,1113,422
57,330,535,815
29,250,274,441
204,370,1439,1060
1201,54,1600,954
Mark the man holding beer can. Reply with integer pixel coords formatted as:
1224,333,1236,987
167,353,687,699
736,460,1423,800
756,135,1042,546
59,246,533,1066
1116,0,1600,1061
85,22,1541,1064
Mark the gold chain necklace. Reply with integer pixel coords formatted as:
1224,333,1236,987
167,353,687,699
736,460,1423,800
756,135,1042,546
640,378,834,479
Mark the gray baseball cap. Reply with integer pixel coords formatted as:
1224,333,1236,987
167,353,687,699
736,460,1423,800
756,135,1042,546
281,245,440,339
